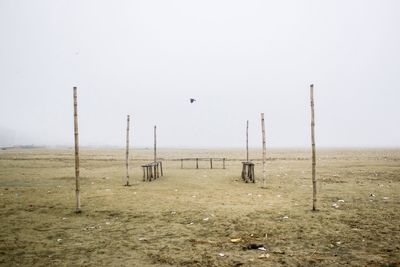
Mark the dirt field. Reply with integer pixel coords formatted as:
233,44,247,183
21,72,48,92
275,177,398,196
0,148,399,266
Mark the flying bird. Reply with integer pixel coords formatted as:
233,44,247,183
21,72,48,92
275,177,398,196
190,98,196,103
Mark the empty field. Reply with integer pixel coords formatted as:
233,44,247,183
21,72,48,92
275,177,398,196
0,148,399,266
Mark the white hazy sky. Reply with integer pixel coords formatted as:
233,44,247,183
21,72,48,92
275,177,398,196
0,0,399,148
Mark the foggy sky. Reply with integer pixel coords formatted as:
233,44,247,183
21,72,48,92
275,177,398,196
1,0,399,148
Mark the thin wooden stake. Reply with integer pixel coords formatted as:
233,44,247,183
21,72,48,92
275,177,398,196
310,84,317,211
246,120,249,162
154,125,157,162
73,87,81,213
261,113,266,188
125,114,130,186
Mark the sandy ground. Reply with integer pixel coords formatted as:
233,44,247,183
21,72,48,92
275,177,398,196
0,148,399,266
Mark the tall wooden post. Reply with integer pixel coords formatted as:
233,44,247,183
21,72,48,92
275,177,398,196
310,84,317,211
125,115,130,186
261,113,266,188
154,125,157,162
246,120,249,162
73,87,81,213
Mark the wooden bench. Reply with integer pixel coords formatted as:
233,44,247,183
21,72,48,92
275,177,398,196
142,161,163,182
241,161,255,183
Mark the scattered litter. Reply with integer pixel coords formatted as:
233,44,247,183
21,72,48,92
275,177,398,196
338,200,345,203
383,197,389,200
189,222,194,225
62,217,67,220
105,222,111,225
332,203,339,208
171,211,176,215
138,237,147,241
245,244,265,250
203,217,209,221
264,233,268,239
282,216,289,220
336,241,341,245
219,253,225,257
258,247,267,251
258,253,270,259
230,238,242,243
369,193,376,197
57,239,62,242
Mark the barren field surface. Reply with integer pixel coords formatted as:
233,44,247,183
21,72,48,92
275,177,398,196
0,148,399,266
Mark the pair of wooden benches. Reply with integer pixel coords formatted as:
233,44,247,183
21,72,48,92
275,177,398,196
141,161,163,182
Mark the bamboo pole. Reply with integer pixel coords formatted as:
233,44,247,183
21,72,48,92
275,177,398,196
261,113,266,188
73,87,81,213
310,84,317,211
154,125,157,162
125,114,130,186
246,120,249,162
